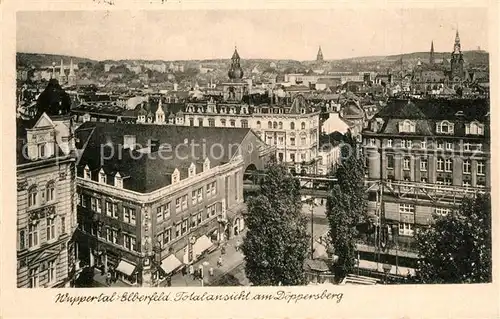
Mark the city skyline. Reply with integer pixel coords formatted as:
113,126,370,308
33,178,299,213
17,9,489,62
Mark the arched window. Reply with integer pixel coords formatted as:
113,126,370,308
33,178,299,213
28,186,37,208
46,181,55,202
301,122,306,130
290,122,295,130
278,122,283,129
39,144,46,158
256,121,261,129
273,122,278,129
99,169,107,184
268,121,272,129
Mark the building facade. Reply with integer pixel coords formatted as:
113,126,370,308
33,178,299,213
362,98,490,243
16,113,78,288
74,122,273,286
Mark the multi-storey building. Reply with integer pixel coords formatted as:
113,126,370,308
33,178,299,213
16,113,78,288
74,122,273,286
132,48,322,174
363,98,490,243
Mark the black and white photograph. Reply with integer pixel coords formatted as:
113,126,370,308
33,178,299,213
12,6,493,294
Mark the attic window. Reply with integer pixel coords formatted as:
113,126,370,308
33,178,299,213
301,108,306,114
465,121,484,136
172,169,180,184
84,166,91,179
398,120,416,133
115,172,123,188
203,158,210,171
436,120,454,135
99,169,107,184
188,163,196,177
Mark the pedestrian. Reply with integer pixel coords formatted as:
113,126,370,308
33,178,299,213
105,272,111,286
209,267,214,276
235,239,241,251
167,276,172,287
217,256,223,267
181,266,187,276
221,245,226,255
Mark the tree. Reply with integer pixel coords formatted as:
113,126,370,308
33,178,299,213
326,130,366,281
415,193,491,284
241,161,309,286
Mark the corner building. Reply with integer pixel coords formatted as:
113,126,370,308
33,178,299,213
362,98,490,243
74,122,273,286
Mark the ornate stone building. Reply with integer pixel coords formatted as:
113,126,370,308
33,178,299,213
16,112,78,288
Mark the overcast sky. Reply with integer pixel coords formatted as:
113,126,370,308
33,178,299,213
17,9,489,61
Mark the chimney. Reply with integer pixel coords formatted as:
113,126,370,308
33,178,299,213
123,135,136,150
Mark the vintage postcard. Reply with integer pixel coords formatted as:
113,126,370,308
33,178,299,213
1,0,499,318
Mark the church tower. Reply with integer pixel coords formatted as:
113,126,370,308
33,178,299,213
316,46,324,62
58,59,66,84
450,30,465,81
429,41,435,64
228,47,244,81
68,59,76,86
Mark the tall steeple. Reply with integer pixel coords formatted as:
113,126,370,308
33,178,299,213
68,59,76,86
453,29,461,54
316,46,324,62
429,41,435,64
58,59,65,84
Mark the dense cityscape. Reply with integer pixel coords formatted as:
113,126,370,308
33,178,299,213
16,26,491,288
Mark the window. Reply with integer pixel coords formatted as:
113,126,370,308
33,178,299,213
28,186,37,208
211,181,216,195
256,121,261,129
369,139,375,146
106,201,113,216
290,137,295,146
466,122,485,135
301,122,306,130
198,119,203,127
477,161,485,175
46,217,56,241
403,157,410,170
191,214,198,228
437,141,444,149
278,137,284,145
445,159,453,172
241,120,248,128
91,197,98,212
192,190,197,205
398,120,416,133
421,177,427,183
278,122,283,129
290,122,295,130
476,143,483,152
463,180,471,187
182,195,188,210
175,223,181,238
420,158,428,171
123,207,131,223
96,199,102,213
99,170,106,184
463,160,471,174
387,155,394,169
208,118,215,127
301,136,306,146
268,121,272,129
175,198,181,212
19,229,26,250
230,120,236,127
301,153,306,161
47,260,56,283
387,139,393,148
399,204,415,214
398,223,414,236
28,224,39,248
162,228,172,245
290,153,295,162
197,188,203,202
181,219,188,235
421,140,426,149
445,142,453,150
437,157,444,171
401,140,412,149
272,122,277,129
81,194,87,208
29,267,39,288
434,207,451,216
112,229,118,244
436,121,454,134
476,180,486,188
39,143,46,158
46,182,55,202
130,209,136,225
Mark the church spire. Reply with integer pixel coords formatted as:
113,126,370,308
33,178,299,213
429,40,435,64
228,47,243,80
58,59,65,84
316,46,324,61
69,59,75,76
453,29,461,53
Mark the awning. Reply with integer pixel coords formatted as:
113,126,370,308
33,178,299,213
193,235,214,257
115,259,136,277
161,254,182,274
357,259,416,276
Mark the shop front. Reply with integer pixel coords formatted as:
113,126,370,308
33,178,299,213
115,259,139,285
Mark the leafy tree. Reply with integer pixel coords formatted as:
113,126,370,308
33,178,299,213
241,161,309,286
415,193,491,284
326,130,366,281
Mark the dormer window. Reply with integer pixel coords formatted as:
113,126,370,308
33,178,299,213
172,169,180,184
84,165,91,179
188,163,196,177
203,158,210,171
99,169,107,184
398,120,416,133
301,108,306,114
436,121,454,134
115,172,123,188
465,121,485,136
